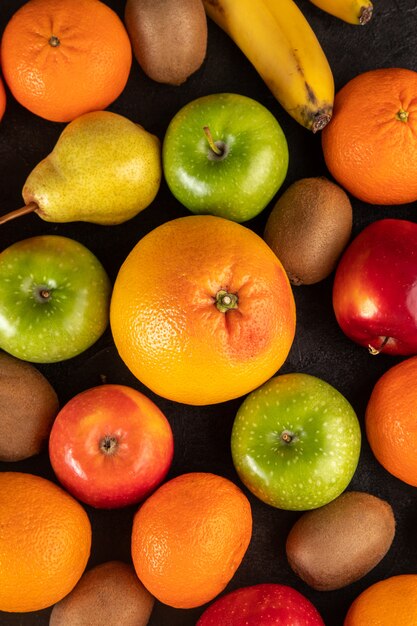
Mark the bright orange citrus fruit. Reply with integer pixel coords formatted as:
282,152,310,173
322,67,417,204
131,472,252,608
1,0,132,122
344,575,417,625
0,77,5,121
0,472,91,612
110,215,296,405
365,355,417,486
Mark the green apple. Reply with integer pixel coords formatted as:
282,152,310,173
162,93,289,222
0,235,111,363
231,373,361,511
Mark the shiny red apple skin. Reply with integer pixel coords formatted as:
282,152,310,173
333,218,417,356
196,583,325,626
49,384,174,508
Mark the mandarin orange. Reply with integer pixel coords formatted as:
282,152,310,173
0,77,5,121
322,68,417,204
344,574,417,625
131,472,252,608
1,0,132,122
0,472,91,612
110,215,296,405
365,355,417,486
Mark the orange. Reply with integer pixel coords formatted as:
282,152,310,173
344,575,417,625
0,77,5,121
322,67,417,205
1,0,132,122
0,472,91,612
365,355,417,486
110,215,296,405
131,472,252,608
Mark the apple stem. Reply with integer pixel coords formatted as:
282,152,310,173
99,435,118,456
215,289,238,313
0,202,39,225
368,336,389,355
203,126,224,156
280,430,298,444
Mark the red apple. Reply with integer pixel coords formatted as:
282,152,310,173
333,218,417,356
196,583,325,626
49,384,174,508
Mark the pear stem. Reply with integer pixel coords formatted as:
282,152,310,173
0,202,39,225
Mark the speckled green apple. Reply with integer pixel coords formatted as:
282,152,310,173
162,93,289,222
20,111,161,225
231,373,361,511
0,235,111,363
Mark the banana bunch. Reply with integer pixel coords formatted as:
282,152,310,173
308,0,373,25
202,0,334,132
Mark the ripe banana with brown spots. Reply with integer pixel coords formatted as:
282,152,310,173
202,0,334,132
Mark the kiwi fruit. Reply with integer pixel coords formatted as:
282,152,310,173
286,491,396,591
0,351,59,461
49,561,154,626
124,0,207,86
263,177,352,285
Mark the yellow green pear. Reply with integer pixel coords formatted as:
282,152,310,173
2,111,161,225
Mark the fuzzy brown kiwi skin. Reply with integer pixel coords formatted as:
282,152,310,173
0,351,59,462
263,177,352,286
285,491,396,591
124,0,207,86
49,561,155,626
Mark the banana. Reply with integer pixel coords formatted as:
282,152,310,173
202,0,334,132
308,0,373,25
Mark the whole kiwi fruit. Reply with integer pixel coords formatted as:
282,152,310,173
263,177,352,285
0,351,59,461
124,0,207,86
49,561,154,626
286,491,395,591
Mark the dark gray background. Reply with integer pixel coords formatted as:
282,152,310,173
1,0,417,624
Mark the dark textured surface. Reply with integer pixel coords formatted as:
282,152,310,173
0,1,417,624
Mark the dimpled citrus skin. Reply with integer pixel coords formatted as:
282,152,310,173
322,68,417,205
0,472,91,612
23,111,161,225
365,356,417,486
131,472,252,608
344,575,417,625
0,77,5,121
110,215,296,405
1,0,132,122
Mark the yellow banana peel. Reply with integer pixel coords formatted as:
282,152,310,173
308,0,373,25
203,0,334,132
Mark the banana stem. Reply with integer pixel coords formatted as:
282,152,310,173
0,202,38,225
359,5,373,24
312,113,332,133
